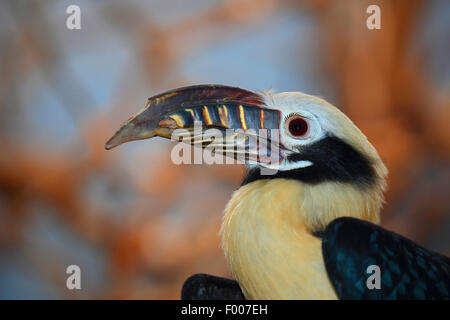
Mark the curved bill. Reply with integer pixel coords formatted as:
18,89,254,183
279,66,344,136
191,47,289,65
105,84,282,164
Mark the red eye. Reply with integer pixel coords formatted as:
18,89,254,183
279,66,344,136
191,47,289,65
287,116,309,138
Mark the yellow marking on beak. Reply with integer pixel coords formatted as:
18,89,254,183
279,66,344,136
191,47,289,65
169,114,184,127
155,92,180,106
238,105,247,130
133,99,152,117
160,91,179,101
203,106,213,126
260,109,265,129
219,105,229,127
185,108,195,119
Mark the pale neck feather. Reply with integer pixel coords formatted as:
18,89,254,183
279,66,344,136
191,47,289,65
220,178,383,299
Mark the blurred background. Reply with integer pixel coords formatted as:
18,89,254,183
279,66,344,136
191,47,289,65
0,0,449,299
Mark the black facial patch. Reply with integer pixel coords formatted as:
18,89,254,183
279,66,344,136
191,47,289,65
241,136,377,188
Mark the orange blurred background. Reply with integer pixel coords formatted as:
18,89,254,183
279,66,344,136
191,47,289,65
0,0,449,299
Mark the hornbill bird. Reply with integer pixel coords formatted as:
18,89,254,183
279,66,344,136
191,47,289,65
105,84,450,300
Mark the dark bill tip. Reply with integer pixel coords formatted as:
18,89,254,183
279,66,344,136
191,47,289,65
104,118,158,151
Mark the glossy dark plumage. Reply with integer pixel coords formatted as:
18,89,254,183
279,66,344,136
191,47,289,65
181,274,245,300
323,217,450,299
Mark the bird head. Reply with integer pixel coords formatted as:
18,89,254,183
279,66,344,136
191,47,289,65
106,84,386,188
106,85,387,229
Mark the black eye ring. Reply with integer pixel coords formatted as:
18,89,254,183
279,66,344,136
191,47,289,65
287,116,309,138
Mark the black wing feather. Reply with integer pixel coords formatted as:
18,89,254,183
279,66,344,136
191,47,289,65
181,273,245,300
322,217,450,300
